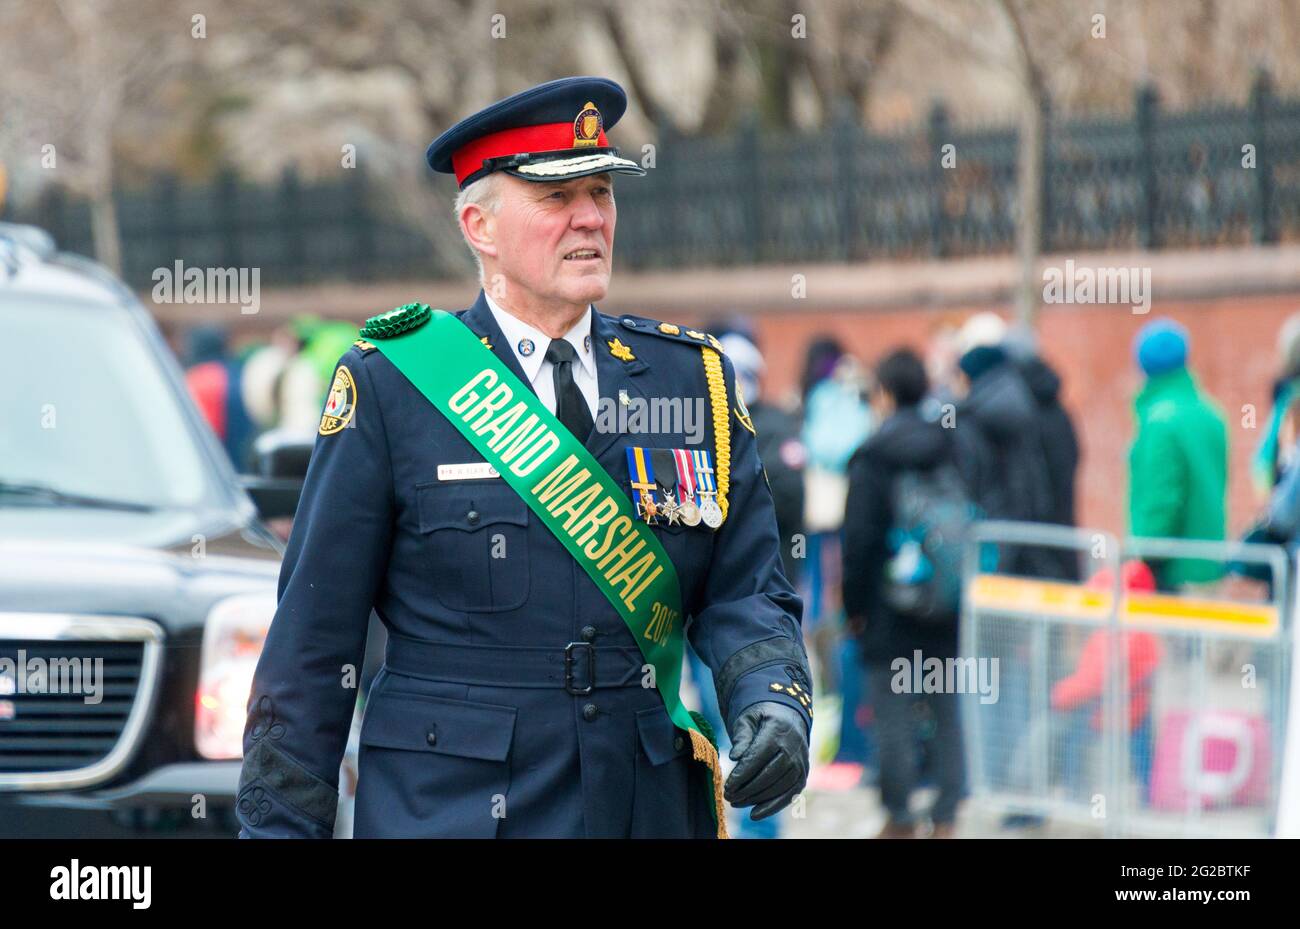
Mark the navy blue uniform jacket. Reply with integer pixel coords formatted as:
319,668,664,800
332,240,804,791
236,292,811,838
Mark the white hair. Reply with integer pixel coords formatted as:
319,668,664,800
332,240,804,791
453,172,504,282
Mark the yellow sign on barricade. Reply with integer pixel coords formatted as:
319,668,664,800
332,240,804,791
967,574,1280,638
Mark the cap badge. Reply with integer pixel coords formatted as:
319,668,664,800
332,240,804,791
573,101,602,149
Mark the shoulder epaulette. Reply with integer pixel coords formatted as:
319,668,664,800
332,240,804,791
618,315,724,353
352,338,378,354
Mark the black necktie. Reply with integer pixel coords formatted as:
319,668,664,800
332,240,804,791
545,338,593,441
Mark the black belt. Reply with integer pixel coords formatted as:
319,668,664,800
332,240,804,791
384,632,646,695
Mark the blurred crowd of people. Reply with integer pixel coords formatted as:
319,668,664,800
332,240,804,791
180,317,362,472
705,308,1300,838
836,311,1085,838
681,311,1085,837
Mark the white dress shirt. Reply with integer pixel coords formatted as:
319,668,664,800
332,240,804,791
485,293,600,419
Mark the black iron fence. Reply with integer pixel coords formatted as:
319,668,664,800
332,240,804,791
8,73,1300,290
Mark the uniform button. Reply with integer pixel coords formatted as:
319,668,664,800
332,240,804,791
674,736,685,752
426,730,437,747
580,625,597,642
466,509,481,525
582,704,598,722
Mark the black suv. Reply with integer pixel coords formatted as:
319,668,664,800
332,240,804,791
0,224,303,837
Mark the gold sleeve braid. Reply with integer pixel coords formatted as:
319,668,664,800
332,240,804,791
702,347,731,524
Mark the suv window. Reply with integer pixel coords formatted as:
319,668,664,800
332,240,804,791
3,293,228,511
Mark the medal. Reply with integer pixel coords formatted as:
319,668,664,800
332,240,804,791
637,489,659,524
627,447,660,525
672,448,702,526
659,489,683,526
650,449,682,528
691,449,723,530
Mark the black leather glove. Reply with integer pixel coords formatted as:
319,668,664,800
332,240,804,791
723,701,809,820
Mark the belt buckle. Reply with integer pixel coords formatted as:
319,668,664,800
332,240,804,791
563,642,595,695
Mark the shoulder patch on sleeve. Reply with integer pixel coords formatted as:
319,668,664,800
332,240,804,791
319,364,358,436
619,314,723,352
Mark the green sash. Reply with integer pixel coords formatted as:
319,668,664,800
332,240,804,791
368,310,727,837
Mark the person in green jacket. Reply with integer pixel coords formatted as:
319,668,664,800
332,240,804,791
1128,319,1229,589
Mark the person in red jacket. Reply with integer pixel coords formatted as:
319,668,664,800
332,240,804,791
1052,561,1162,800
183,325,255,469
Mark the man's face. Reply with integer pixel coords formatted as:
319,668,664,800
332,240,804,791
487,172,616,308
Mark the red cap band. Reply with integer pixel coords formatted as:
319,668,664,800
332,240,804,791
451,122,610,186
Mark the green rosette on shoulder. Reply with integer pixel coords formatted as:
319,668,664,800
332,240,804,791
360,302,433,339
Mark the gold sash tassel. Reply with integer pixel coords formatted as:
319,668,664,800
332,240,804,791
688,728,730,839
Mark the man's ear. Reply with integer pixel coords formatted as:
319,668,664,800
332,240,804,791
460,203,498,260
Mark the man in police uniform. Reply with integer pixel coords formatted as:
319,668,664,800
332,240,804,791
236,76,812,838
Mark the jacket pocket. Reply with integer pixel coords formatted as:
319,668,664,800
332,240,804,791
416,480,530,612
354,691,517,837
636,705,692,765
630,705,694,837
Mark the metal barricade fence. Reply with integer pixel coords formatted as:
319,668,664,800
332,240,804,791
960,521,1291,837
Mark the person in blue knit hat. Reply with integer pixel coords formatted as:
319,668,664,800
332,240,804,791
1128,318,1228,590
1134,318,1189,376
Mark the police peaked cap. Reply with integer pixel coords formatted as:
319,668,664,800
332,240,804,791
426,76,647,189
